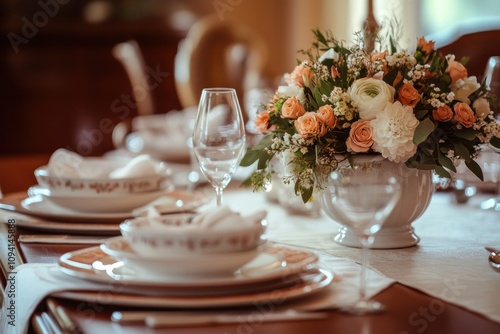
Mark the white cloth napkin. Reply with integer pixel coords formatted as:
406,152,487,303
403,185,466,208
124,108,197,161
1,253,394,334
47,149,163,179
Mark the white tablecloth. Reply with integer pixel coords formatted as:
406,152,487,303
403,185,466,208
222,189,500,324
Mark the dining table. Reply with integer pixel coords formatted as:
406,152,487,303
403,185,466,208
1,160,500,334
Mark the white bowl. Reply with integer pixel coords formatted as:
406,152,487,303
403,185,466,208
34,157,173,196
101,236,266,277
120,213,267,256
28,186,166,213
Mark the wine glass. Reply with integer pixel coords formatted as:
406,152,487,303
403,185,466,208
192,88,246,207
321,164,401,314
480,56,500,211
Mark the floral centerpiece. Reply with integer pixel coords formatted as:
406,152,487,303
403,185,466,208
241,29,500,202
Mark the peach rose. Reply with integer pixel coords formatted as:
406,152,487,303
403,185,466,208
453,102,475,128
254,111,273,134
346,120,373,153
446,59,468,84
294,113,326,138
287,63,315,87
397,83,421,107
281,97,306,119
432,105,453,122
317,105,338,128
417,37,435,54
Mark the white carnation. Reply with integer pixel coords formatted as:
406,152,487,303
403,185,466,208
349,78,395,120
278,84,306,104
451,76,480,104
370,101,419,163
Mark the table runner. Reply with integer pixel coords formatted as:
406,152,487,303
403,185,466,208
222,190,500,324
1,251,393,334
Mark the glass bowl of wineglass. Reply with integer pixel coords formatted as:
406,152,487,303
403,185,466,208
192,88,246,207
321,162,401,314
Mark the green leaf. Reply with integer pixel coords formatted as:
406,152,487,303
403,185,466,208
465,159,483,181
257,151,273,170
437,150,456,172
240,149,262,167
413,118,436,145
453,142,471,163
414,109,429,120
454,128,477,141
300,187,314,203
314,87,325,107
251,134,274,150
490,136,500,149
434,165,451,179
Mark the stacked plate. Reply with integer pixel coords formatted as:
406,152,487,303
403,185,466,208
57,207,333,308
58,241,332,308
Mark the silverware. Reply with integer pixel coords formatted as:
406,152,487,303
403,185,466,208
46,298,82,334
19,235,109,244
111,310,329,328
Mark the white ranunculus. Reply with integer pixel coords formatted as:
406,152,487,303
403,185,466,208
370,101,419,163
473,97,490,120
349,78,395,120
318,48,339,62
451,76,480,104
278,84,306,104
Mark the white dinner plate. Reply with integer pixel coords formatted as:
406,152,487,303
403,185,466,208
53,269,332,309
19,189,211,224
10,218,120,235
58,243,321,295
28,186,167,213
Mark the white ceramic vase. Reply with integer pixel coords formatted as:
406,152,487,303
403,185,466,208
320,155,434,249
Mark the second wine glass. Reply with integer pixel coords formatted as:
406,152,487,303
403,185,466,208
321,163,401,314
192,88,246,207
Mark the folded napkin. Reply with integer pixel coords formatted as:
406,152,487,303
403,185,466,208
124,107,197,161
47,149,164,179
190,205,267,230
1,253,395,334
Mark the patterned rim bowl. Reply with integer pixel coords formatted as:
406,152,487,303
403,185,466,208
119,213,268,257
34,158,173,197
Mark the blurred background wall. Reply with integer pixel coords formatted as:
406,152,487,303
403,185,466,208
1,0,499,157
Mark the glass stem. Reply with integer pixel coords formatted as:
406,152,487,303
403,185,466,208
359,235,371,302
215,187,223,207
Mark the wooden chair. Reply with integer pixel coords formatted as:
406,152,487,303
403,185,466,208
174,15,267,121
428,18,500,81
111,40,156,148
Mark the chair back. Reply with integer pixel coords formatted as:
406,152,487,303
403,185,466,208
174,15,267,118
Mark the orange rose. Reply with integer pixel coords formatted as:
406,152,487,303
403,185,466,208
331,66,339,79
397,83,420,107
452,102,475,128
294,113,326,138
446,59,468,84
254,111,273,134
346,120,373,153
281,97,305,119
371,51,388,74
287,63,315,87
432,105,453,122
417,37,435,54
317,105,338,128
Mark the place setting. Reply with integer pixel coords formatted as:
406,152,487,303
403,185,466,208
55,205,334,309
0,148,212,233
